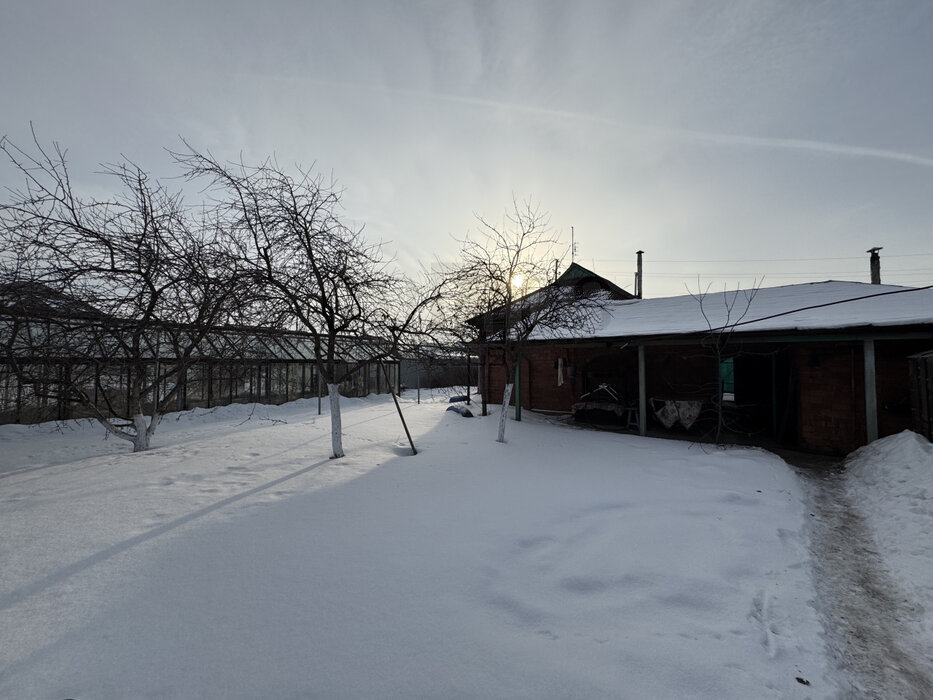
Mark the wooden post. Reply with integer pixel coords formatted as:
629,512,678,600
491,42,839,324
514,362,521,421
177,368,187,412
466,352,471,405
770,354,778,437
15,375,23,423
638,345,647,436
480,353,487,416
864,339,878,443
58,364,68,421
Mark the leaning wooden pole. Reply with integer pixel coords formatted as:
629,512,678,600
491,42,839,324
380,360,417,455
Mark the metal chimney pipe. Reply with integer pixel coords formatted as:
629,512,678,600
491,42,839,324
635,250,644,298
867,247,882,284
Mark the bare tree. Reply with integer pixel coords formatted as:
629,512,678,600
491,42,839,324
176,148,444,458
0,133,243,451
687,280,762,443
449,199,601,443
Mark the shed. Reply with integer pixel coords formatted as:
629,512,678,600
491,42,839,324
482,280,933,455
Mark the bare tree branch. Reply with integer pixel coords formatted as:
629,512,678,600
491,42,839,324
175,146,445,458
0,135,245,451
443,198,602,441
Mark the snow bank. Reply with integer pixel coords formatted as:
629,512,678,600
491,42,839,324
845,430,933,635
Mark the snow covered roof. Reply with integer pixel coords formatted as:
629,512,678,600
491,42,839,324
557,281,933,341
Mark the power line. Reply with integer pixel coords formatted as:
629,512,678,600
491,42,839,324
707,283,933,334
597,270,933,279
593,253,933,264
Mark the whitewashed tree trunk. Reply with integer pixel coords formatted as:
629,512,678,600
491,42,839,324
132,414,151,452
497,382,514,443
328,383,344,458
95,410,163,453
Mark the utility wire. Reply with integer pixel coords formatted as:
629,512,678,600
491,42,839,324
705,283,933,334
602,270,933,279
594,253,933,264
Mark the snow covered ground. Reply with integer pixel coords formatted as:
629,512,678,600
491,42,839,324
844,430,933,641
0,391,927,698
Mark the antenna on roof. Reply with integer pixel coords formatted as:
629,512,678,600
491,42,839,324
571,226,576,263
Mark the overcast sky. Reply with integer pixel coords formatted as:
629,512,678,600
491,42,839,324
2,0,932,297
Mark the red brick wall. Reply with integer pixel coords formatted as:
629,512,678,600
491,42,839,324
483,344,719,413
484,349,515,408
795,340,933,454
795,344,865,454
484,345,630,411
877,340,933,438
484,338,933,454
524,345,595,411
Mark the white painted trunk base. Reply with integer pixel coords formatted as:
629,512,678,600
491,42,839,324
328,384,344,458
497,383,514,443
132,414,151,453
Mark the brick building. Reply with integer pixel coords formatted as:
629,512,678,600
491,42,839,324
480,278,933,455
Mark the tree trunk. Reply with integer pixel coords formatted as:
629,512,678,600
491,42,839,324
132,414,151,452
328,383,344,458
497,382,514,443
148,410,163,443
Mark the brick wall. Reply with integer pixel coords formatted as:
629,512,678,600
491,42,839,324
877,340,933,438
484,345,631,411
483,343,718,413
795,340,933,455
484,338,933,454
795,344,865,454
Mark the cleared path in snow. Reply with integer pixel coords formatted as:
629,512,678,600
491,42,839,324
800,467,933,699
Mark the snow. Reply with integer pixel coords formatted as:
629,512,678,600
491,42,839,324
0,391,926,698
544,280,933,340
844,430,933,639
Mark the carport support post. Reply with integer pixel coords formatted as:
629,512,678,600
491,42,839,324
466,352,471,405
514,363,521,422
770,354,778,437
638,344,647,436
864,339,878,443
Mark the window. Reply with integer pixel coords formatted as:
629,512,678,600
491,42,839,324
720,358,735,402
